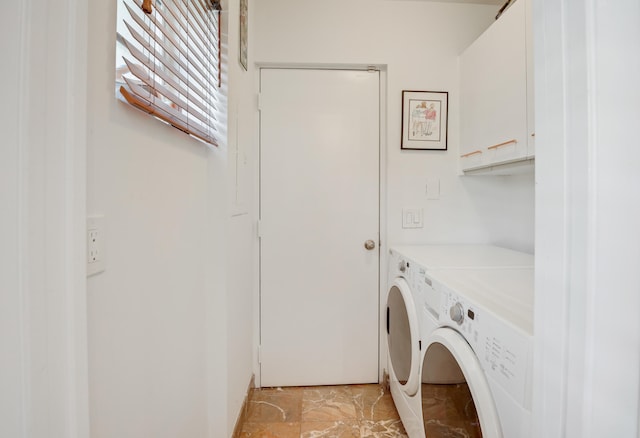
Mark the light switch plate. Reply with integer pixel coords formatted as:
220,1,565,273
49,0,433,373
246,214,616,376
402,208,424,229
87,215,105,276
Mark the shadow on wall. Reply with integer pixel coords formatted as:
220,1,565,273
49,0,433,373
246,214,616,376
460,172,535,253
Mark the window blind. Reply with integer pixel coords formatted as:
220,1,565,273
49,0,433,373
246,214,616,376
115,0,221,146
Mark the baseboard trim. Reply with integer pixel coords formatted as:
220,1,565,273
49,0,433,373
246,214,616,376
231,374,255,438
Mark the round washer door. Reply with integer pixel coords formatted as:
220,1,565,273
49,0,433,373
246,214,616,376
423,328,503,438
386,277,420,396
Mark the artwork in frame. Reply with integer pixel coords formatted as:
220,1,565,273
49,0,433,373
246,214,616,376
239,0,248,71
401,90,448,150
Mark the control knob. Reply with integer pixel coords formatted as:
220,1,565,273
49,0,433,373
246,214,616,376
450,302,464,325
398,259,407,273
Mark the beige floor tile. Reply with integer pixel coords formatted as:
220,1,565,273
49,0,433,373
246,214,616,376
424,420,477,438
239,422,301,438
302,386,357,421
351,385,400,421
422,383,481,438
300,420,360,438
360,419,408,437
246,387,303,423
237,384,408,436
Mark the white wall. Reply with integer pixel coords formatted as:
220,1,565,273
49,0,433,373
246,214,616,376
223,0,258,433
253,0,535,255
251,0,534,388
1,3,27,436
1,0,89,437
86,1,254,437
533,0,640,436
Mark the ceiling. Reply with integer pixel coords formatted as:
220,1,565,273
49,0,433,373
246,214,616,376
388,0,504,5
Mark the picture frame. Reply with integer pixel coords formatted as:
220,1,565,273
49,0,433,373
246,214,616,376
239,0,248,71
401,90,448,150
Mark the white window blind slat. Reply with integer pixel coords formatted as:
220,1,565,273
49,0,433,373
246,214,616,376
116,0,221,146
122,18,213,104
122,4,213,92
194,0,219,34
124,79,187,128
163,1,219,68
121,81,214,144
181,0,216,46
121,33,212,109
170,0,219,72
155,2,213,70
175,0,207,43
124,2,213,85
182,0,221,67
123,59,213,127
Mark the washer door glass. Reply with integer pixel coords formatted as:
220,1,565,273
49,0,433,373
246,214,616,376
422,328,502,438
386,278,420,396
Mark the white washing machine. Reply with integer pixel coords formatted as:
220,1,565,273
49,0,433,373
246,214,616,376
386,245,534,438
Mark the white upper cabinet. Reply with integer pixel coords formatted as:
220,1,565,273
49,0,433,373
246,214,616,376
459,0,534,174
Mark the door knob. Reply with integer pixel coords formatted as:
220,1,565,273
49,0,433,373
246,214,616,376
364,240,376,250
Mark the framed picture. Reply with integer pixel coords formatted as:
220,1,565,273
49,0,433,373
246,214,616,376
401,90,448,150
239,0,248,71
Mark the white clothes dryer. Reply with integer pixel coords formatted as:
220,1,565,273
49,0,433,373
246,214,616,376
386,245,534,438
420,267,534,438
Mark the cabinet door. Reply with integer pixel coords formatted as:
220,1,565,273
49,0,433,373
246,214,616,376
525,0,535,158
460,0,528,171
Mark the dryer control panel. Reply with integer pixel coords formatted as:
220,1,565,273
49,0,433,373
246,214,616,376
440,289,532,409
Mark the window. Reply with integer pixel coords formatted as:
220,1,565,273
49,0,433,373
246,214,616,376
115,0,221,146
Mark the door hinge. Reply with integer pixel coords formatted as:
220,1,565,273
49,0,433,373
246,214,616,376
256,220,262,238
257,93,262,111
257,345,262,363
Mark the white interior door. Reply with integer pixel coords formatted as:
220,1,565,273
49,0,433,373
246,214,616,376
259,68,380,387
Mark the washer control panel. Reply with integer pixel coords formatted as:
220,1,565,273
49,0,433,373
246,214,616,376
440,289,531,407
388,250,412,281
449,302,465,325
412,265,441,318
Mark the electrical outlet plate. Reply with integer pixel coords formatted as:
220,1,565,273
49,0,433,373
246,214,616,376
87,215,105,276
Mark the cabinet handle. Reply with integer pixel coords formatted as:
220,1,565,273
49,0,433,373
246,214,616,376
460,150,483,158
487,139,518,150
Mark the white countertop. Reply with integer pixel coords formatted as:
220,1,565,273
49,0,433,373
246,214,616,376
429,267,534,335
390,244,534,269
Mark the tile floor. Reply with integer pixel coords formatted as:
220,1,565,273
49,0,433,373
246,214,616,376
237,384,407,437
237,382,481,437
421,383,481,438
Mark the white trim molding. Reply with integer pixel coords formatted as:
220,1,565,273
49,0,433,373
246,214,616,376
1,0,90,436
533,0,640,437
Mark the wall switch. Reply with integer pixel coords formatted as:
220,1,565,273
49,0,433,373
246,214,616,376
87,215,105,276
402,208,424,229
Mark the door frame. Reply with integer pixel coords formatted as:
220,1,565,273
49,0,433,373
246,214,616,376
253,63,388,388
533,1,640,437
